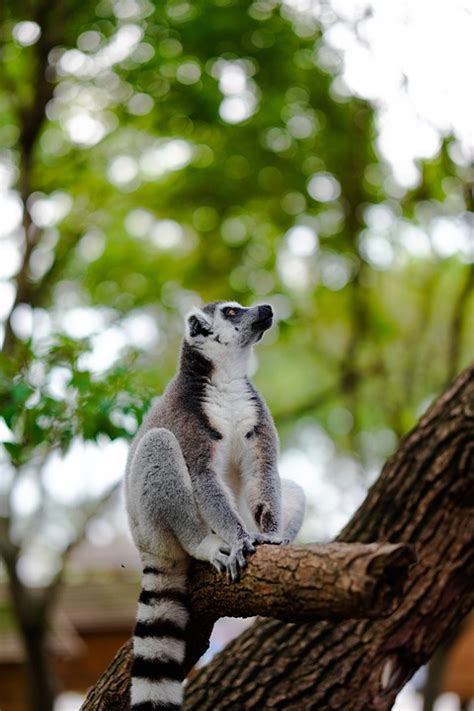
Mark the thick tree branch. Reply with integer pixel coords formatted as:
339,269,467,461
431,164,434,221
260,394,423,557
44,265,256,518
189,542,414,623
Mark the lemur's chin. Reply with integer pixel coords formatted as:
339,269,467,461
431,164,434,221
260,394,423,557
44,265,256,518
254,322,272,342
260,316,273,330
252,315,273,337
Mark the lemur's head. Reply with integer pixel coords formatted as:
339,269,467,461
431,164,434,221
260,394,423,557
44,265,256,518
185,301,273,363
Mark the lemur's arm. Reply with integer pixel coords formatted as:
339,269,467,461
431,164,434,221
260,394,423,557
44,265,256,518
244,403,283,539
253,465,282,537
251,441,282,538
192,467,250,545
191,466,258,579
244,428,282,542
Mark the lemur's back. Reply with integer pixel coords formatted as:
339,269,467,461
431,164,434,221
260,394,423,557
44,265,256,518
126,359,220,518
126,381,176,481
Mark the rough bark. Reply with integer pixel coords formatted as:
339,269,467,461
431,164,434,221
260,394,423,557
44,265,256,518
190,542,414,623
81,366,474,711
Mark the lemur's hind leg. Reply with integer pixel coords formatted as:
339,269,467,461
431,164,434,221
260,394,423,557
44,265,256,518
131,427,230,572
281,479,306,543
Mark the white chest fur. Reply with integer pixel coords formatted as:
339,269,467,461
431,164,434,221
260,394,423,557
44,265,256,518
203,377,257,440
203,377,258,510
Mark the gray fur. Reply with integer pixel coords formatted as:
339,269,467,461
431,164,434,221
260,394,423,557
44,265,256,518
125,300,306,709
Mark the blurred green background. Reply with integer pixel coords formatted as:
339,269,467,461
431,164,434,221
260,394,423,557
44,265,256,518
0,0,472,709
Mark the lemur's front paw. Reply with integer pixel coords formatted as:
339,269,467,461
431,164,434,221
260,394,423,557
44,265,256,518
252,532,283,546
210,546,232,574
223,537,256,582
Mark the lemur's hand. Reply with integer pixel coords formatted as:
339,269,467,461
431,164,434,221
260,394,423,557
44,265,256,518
252,532,285,545
209,544,232,574
222,536,256,582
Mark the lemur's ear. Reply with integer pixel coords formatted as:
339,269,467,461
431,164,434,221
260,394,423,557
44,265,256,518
186,309,212,338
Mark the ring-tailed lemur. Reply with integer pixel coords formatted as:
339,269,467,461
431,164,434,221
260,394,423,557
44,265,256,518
125,301,306,711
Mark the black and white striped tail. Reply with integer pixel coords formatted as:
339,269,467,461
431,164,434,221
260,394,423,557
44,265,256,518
130,565,190,711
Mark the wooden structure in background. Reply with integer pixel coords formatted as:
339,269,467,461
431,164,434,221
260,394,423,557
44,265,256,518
0,578,137,711
442,613,474,702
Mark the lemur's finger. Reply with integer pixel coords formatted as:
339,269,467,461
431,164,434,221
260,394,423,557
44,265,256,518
228,558,239,582
213,559,226,573
243,538,256,554
236,549,247,569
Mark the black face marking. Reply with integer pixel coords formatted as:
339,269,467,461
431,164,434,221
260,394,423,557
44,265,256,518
188,314,211,338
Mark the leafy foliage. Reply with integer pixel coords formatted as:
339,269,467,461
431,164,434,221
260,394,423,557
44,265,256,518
0,339,150,467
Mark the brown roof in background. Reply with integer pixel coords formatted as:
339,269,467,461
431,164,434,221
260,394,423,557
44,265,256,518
442,613,474,699
0,535,141,663
67,533,141,575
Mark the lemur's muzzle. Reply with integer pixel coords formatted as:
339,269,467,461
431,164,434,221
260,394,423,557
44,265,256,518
252,304,273,332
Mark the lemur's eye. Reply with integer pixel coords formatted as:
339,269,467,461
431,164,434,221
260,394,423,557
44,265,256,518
223,307,237,317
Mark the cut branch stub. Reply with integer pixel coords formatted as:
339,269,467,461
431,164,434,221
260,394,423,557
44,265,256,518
190,542,415,623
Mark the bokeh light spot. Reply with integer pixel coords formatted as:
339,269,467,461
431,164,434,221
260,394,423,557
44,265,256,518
127,92,154,115
151,220,184,249
107,156,139,186
12,21,41,46
176,61,202,85
307,172,341,202
285,225,318,257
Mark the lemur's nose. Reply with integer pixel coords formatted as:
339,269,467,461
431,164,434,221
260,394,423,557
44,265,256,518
258,304,273,319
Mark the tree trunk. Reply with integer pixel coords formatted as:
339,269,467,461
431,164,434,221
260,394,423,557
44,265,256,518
81,366,474,710
0,547,58,711
422,643,449,711
21,619,57,711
